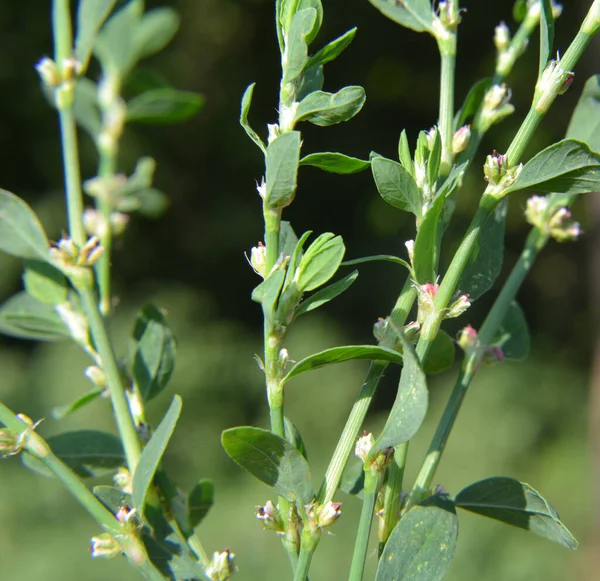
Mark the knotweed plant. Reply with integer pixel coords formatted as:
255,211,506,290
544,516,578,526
0,0,599,580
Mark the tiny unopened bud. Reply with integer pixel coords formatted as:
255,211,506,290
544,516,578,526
35,57,62,87
256,500,283,532
83,209,107,238
278,348,289,368
116,505,138,526
452,125,471,155
313,501,342,528
90,533,121,559
256,179,267,200
61,57,80,80
405,239,415,265
267,123,280,144
494,22,511,53
458,325,478,353
536,59,574,112
355,431,374,463
113,467,133,494
445,293,470,319
403,320,420,342
416,282,439,324
79,236,104,266
85,365,106,387
484,345,505,364
483,151,507,185
206,548,237,581
373,317,389,343
549,207,581,242
250,242,267,277
109,212,129,236
482,84,515,126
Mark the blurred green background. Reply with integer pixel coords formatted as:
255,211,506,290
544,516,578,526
0,0,598,580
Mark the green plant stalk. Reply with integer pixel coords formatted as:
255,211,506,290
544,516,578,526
411,226,549,498
378,442,408,555
293,527,319,581
458,7,540,167
348,470,379,581
437,40,457,175
317,280,417,506
0,401,121,533
52,0,72,70
78,286,142,471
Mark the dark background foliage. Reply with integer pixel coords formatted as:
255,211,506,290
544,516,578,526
0,1,597,580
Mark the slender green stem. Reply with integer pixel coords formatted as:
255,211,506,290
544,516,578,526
52,0,72,68
79,287,142,471
293,528,319,581
0,401,121,533
411,227,549,499
438,47,456,175
378,442,408,555
348,470,379,581
264,204,282,273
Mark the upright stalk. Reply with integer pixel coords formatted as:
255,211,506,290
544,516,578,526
438,47,456,175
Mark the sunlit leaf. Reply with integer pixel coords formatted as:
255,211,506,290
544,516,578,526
300,152,369,174
295,270,358,317
295,86,366,126
371,157,422,218
265,131,302,209
369,0,433,33
306,28,357,70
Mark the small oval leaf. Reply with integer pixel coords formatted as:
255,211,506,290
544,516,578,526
295,86,366,126
300,152,370,174
371,157,422,218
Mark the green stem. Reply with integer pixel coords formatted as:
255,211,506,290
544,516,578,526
348,470,379,581
411,227,549,498
52,0,72,68
78,286,142,471
378,442,408,555
0,401,121,533
293,528,319,581
438,43,457,175
263,204,282,273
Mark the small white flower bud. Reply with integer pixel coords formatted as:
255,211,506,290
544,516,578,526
84,365,106,387
494,22,510,53
90,533,121,559
35,57,62,87
452,125,471,155
355,431,375,463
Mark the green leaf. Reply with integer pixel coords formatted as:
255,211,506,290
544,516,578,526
221,426,313,504
93,0,142,75
127,188,170,218
458,199,507,301
295,270,358,317
284,8,318,84
73,78,101,140
505,139,600,196
300,152,370,174
539,0,554,80
23,260,69,305
0,292,70,341
240,83,266,154
494,300,530,360
252,269,286,322
188,479,214,529
131,304,177,401
23,430,125,478
297,0,323,45
342,254,411,270
373,329,428,452
133,395,182,514
93,484,132,514
281,230,312,297
51,388,105,420
133,7,180,61
413,194,445,284
265,131,302,209
339,459,365,497
454,78,491,129
284,417,308,459
513,0,527,21
295,86,366,126
437,162,468,199
427,127,442,187
423,330,455,375
0,190,49,261
566,75,600,151
371,157,422,218
398,129,415,177
375,504,458,581
75,0,117,73
368,0,433,33
297,65,324,100
282,345,403,385
126,89,204,124
280,221,299,258
455,477,578,549
306,28,357,70
296,233,345,292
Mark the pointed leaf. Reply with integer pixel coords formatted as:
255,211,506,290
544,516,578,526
126,89,204,124
342,254,411,270
279,221,299,258
539,0,554,79
284,8,318,83
0,190,49,261
413,194,445,284
221,426,313,504
284,417,308,459
252,269,286,323
505,139,600,196
75,0,118,72
423,330,455,375
133,395,182,513
455,78,491,129
493,300,530,360
306,28,357,70
73,78,101,140
371,157,422,217
23,430,124,478
23,260,69,305
373,329,428,452
51,388,105,420
282,345,403,385
375,504,458,581
297,0,323,45
296,233,345,292
131,304,176,401
300,152,370,174
458,199,506,300
398,129,415,177
295,86,366,126
368,0,433,33
188,479,214,529
240,83,266,154
265,131,301,209
295,270,358,317
134,7,180,61
0,292,69,341
297,65,324,100
566,75,600,151
455,477,578,549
